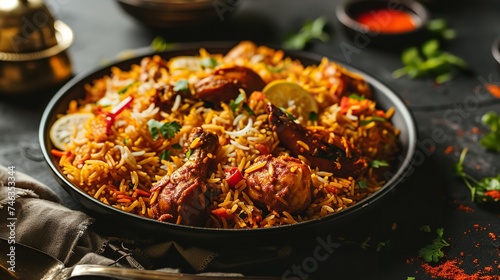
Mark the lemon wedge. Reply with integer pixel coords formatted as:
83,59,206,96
262,80,318,121
49,113,93,151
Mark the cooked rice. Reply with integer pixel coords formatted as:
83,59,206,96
53,41,400,229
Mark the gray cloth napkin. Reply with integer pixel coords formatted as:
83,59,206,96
0,165,292,276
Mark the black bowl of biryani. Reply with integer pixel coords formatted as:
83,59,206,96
39,41,417,248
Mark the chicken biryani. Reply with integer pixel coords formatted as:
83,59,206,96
50,41,400,228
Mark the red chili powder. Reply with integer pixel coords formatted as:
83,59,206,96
457,204,474,213
355,9,417,33
489,232,497,241
445,145,454,155
421,259,497,280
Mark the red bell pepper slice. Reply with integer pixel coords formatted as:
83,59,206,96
224,167,243,188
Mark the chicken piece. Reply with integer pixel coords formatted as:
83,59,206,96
150,127,219,226
193,66,266,106
267,103,368,179
245,154,312,214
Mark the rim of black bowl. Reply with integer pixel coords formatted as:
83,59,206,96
492,36,500,65
39,41,418,237
336,0,430,36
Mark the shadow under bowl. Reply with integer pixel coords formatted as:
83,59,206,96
336,0,430,50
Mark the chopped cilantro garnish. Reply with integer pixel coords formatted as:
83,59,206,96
200,57,218,69
118,82,135,95
279,107,296,120
282,17,329,50
242,103,255,116
392,39,468,84
479,111,500,152
418,227,450,263
348,93,365,100
358,180,367,189
370,160,389,168
173,79,190,92
455,148,500,203
308,111,318,122
160,150,171,161
360,116,386,126
147,120,181,141
229,92,245,113
171,143,183,149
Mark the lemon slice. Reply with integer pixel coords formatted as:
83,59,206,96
49,113,93,151
262,80,319,121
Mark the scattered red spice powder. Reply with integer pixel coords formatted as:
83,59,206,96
488,232,497,241
445,145,454,155
471,127,480,134
457,204,474,213
485,83,500,99
421,259,497,280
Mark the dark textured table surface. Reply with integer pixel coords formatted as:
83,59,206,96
1,0,500,279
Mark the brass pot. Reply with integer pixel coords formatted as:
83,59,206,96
0,0,74,95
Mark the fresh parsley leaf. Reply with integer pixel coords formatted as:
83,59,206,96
360,116,386,126
147,120,181,141
171,143,183,149
282,17,329,50
426,18,456,40
479,112,500,152
370,160,389,168
185,147,192,159
418,227,450,263
200,57,218,69
308,111,318,122
173,79,190,92
123,138,128,145
455,148,500,203
392,39,468,84
160,150,171,161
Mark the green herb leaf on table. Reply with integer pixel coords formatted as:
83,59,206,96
454,148,500,203
426,18,456,40
418,227,450,263
147,120,181,141
479,112,500,152
392,39,469,84
282,17,329,50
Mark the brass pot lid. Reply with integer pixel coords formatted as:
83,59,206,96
0,0,59,53
0,20,73,61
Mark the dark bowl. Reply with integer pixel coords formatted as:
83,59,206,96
39,41,417,250
492,36,500,66
115,0,238,28
336,0,430,50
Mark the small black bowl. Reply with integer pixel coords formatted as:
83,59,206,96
492,36,500,66
336,0,430,50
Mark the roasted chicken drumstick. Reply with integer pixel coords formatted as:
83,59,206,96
267,103,368,179
150,127,219,226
